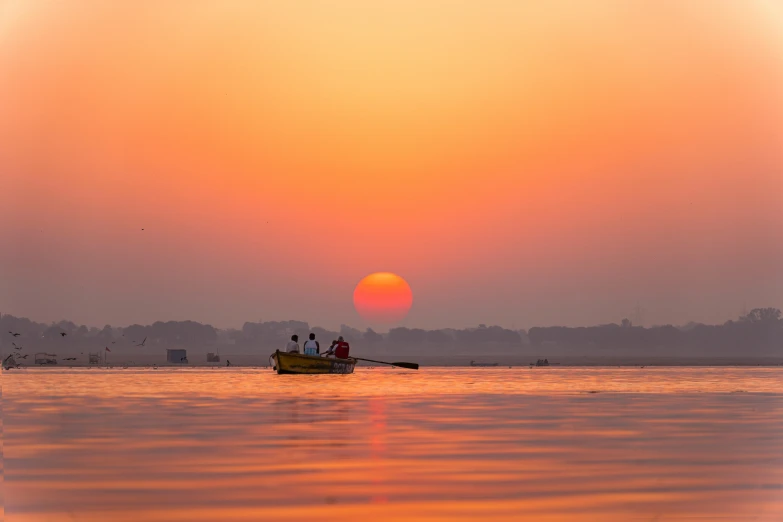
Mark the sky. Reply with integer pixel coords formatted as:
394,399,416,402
1,1,782,331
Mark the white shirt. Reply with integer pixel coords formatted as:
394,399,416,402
285,341,300,353
304,340,318,352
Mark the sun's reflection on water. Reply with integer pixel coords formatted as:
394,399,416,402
3,368,783,521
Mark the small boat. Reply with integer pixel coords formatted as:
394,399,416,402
470,360,499,367
270,350,356,375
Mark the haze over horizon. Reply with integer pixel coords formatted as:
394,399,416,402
2,1,782,331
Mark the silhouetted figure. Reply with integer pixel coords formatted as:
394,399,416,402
226,360,231,367
285,334,300,353
326,336,350,359
304,333,319,356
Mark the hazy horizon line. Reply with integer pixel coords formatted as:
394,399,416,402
3,307,778,334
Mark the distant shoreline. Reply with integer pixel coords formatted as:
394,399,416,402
6,356,783,370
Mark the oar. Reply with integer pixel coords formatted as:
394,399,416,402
353,357,419,370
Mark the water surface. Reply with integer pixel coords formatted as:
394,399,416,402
4,367,783,521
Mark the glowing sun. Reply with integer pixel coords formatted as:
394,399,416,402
353,272,413,324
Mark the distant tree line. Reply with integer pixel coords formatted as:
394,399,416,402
528,308,782,356
1,308,780,364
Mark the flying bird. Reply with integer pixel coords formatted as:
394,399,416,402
9,332,20,337
60,332,67,337
136,337,147,347
12,342,22,349
112,341,116,344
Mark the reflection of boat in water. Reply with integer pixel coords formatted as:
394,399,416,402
35,353,58,365
270,350,356,375
470,360,499,367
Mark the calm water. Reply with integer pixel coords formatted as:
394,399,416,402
3,367,783,521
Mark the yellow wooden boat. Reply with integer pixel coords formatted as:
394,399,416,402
270,350,356,375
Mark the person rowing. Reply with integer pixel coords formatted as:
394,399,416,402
324,336,350,359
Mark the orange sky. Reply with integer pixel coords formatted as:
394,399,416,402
1,1,782,329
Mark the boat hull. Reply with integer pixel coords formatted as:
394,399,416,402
272,351,356,375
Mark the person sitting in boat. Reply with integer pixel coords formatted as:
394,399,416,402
325,336,350,359
285,334,300,353
303,333,319,356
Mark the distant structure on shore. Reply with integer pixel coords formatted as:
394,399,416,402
167,349,188,364
35,353,57,365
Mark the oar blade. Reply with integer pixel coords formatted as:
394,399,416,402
393,362,419,370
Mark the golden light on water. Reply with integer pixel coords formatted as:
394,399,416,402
4,368,783,521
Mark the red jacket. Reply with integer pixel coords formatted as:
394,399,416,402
334,341,350,359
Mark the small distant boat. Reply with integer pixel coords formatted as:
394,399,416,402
533,359,550,367
470,360,499,367
271,350,356,375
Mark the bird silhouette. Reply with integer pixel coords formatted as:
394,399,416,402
136,337,147,347
9,332,20,337
19,354,29,359
111,341,116,344
60,332,67,337
12,342,22,350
